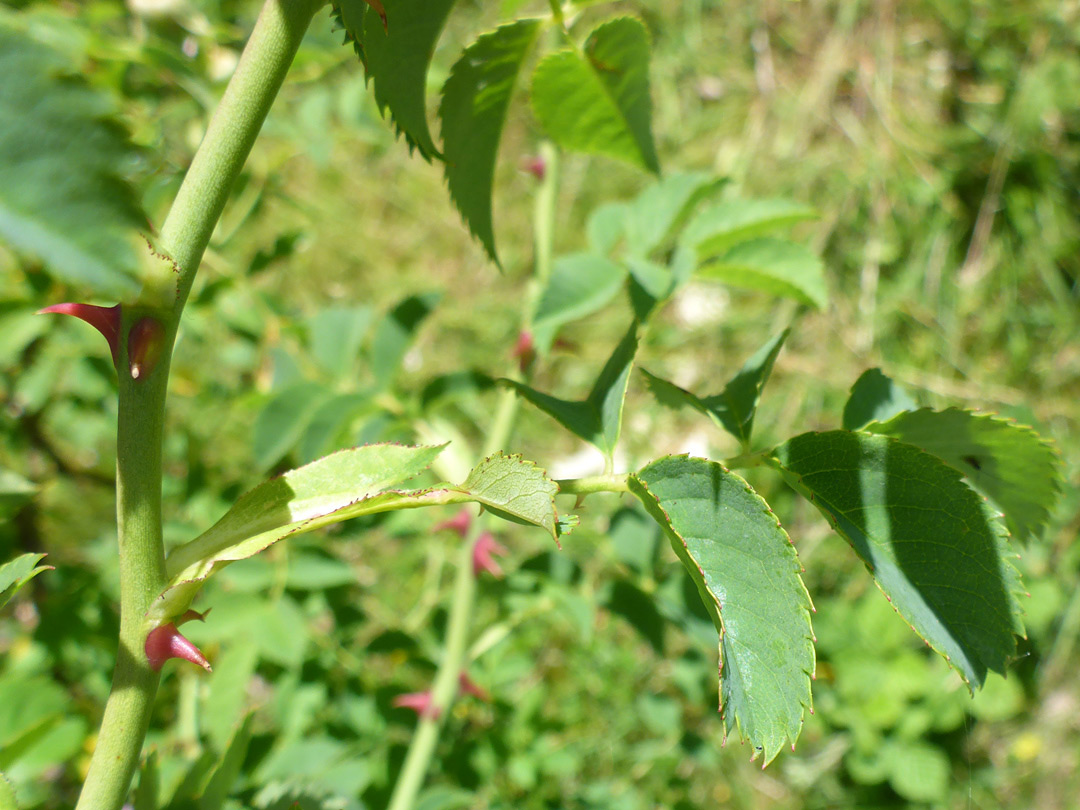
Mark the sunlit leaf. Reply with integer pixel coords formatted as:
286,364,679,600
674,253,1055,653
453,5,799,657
630,456,813,764
683,198,817,260
0,553,52,611
697,238,827,309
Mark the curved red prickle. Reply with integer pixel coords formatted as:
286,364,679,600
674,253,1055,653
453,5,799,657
145,623,212,672
473,532,507,578
459,672,489,701
434,509,471,538
128,316,165,380
37,303,121,363
393,691,440,719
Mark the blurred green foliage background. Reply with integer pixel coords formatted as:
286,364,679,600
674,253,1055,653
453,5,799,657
1,0,1078,807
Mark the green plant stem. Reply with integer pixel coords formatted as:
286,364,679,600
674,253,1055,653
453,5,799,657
387,139,563,810
76,3,322,808
555,473,630,495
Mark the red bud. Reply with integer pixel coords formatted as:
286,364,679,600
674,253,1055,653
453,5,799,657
522,155,546,181
511,331,536,373
393,691,440,718
37,303,121,363
145,623,211,672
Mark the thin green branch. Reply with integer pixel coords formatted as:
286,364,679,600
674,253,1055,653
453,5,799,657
555,473,630,495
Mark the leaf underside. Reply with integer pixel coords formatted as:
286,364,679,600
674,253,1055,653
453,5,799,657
439,19,542,265
630,456,814,764
842,368,918,430
0,18,145,296
531,17,659,174
770,431,1026,688
865,408,1063,543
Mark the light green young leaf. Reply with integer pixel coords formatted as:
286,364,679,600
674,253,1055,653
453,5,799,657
865,408,1063,542
531,17,659,173
683,198,817,260
351,0,458,158
769,431,1026,688
503,323,639,460
622,172,724,257
533,253,627,350
842,368,917,430
629,456,814,765
0,18,144,296
370,291,440,388
439,20,542,264
0,772,15,810
642,328,789,449
586,202,632,255
0,553,52,611
308,305,372,377
153,448,561,623
698,238,828,309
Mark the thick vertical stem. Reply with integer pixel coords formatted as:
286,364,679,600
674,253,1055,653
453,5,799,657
76,2,323,808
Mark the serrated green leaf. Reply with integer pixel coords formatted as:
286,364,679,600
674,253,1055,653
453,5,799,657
642,328,789,449
531,17,659,173
154,448,562,622
683,198,817,259
842,368,917,430
865,408,1062,542
356,0,458,158
629,456,814,764
371,291,440,388
0,18,143,296
0,554,52,611
533,253,627,350
439,20,541,264
503,322,638,460
333,0,368,65
698,238,828,309
769,431,1026,687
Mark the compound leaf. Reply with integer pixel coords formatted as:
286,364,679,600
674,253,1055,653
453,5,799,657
642,328,789,448
504,322,638,460
0,553,52,611
865,408,1063,543
531,17,659,173
0,17,144,296
769,431,1026,688
842,368,917,430
439,19,542,265
629,456,813,764
698,238,827,309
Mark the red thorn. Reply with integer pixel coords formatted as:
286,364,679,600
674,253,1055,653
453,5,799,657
434,509,471,538
473,531,507,578
393,691,440,718
38,303,121,363
511,330,536,373
128,316,166,380
459,672,489,701
178,608,211,626
522,155,546,181
145,623,211,672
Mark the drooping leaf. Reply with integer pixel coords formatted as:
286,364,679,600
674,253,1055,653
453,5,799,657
370,291,440,388
349,0,458,158
865,408,1063,542
629,456,814,764
0,18,145,296
531,17,659,173
697,238,828,309
769,431,1026,688
622,172,724,257
154,448,562,622
642,328,789,448
439,20,542,264
0,554,52,611
842,368,917,430
503,322,638,460
683,199,817,260
533,253,627,350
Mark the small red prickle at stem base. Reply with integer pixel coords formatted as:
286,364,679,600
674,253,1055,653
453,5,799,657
37,303,121,363
145,623,212,672
473,532,507,578
128,316,166,380
393,691,440,719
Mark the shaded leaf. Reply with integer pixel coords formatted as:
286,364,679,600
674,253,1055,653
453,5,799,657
698,238,827,309
0,554,51,612
298,392,373,463
355,0,458,157
253,383,332,471
629,456,813,764
307,305,372,377
683,198,817,259
531,17,659,173
586,202,631,255
0,18,145,297
842,368,917,430
533,253,627,349
865,408,1063,542
371,291,440,388
420,370,495,410
0,469,35,521
503,322,638,459
769,431,1025,687
641,328,789,448
440,20,541,264
461,452,559,539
